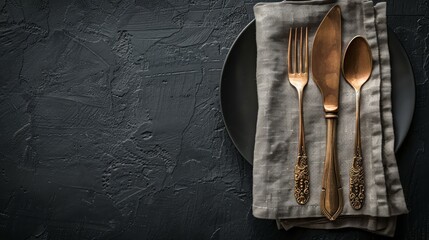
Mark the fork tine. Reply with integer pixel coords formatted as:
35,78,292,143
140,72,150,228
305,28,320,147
293,28,298,73
305,27,308,73
288,28,292,74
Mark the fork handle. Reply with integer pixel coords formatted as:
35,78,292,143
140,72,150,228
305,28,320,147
320,113,343,221
294,89,309,205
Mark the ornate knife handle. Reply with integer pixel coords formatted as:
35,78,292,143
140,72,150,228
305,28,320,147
320,113,343,221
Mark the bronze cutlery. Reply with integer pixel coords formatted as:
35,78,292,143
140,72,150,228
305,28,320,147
288,27,310,205
342,36,373,210
311,5,343,220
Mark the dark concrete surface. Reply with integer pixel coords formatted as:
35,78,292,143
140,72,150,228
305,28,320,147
0,0,427,239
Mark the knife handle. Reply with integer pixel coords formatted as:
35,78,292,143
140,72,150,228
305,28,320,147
320,113,343,221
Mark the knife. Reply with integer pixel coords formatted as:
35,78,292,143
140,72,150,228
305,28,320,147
311,5,343,221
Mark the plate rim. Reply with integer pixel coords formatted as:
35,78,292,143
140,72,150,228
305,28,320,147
219,20,256,162
387,26,416,152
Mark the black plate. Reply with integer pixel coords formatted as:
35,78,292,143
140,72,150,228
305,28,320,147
220,20,415,164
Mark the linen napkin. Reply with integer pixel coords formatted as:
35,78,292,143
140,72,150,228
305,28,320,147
252,0,408,236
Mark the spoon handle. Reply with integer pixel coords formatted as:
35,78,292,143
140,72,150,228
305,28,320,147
350,90,365,210
294,89,309,205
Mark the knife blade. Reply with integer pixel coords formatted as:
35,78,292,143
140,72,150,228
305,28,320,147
311,5,343,221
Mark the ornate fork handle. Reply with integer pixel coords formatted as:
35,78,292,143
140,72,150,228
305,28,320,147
294,89,310,205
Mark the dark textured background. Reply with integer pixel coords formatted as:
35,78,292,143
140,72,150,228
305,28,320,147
0,0,427,239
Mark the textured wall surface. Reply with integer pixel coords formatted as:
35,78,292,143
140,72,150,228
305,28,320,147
0,0,428,239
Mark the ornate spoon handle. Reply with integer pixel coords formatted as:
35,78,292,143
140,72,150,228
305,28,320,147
350,90,365,210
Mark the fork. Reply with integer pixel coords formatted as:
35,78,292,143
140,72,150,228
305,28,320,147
288,27,310,205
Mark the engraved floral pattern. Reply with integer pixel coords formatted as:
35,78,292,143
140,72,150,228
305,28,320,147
350,149,365,210
294,150,310,205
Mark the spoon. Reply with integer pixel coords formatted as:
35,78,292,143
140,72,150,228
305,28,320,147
342,36,373,210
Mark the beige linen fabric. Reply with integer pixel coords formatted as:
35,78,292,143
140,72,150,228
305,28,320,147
252,0,408,236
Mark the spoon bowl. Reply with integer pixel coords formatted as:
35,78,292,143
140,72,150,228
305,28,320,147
343,36,373,90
